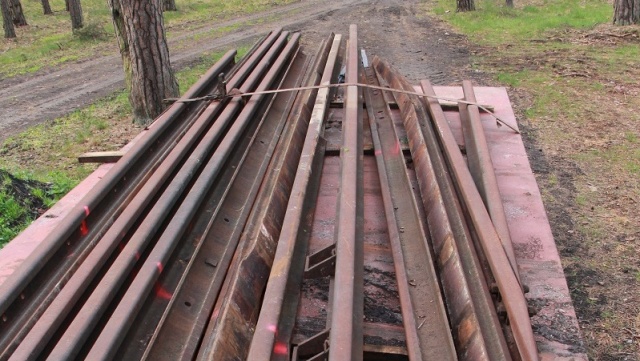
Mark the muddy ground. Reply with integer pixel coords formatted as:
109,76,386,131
0,0,627,359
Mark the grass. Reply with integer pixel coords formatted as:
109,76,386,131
428,0,640,358
0,169,75,247
0,0,294,77
432,0,611,44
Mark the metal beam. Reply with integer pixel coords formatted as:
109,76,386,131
327,24,364,361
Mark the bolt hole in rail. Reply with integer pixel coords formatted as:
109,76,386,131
0,25,586,361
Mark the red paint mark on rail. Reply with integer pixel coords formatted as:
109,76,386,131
79,221,89,236
273,342,288,355
154,283,172,300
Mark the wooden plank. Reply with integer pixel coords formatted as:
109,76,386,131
78,151,125,164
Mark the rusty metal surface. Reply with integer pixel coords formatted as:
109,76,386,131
1,51,241,361
327,24,364,361
291,154,406,351
131,31,296,361
0,26,575,361
422,80,539,361
85,32,302,361
246,34,340,361
196,34,335,361
8,51,259,361
364,64,456,361
431,86,586,360
419,79,513,361
374,57,514,361
40,31,293,361
459,81,520,284
195,51,318,361
124,41,306,359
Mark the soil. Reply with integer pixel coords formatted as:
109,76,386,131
0,169,50,228
0,0,633,359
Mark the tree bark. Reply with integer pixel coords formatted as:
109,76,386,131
8,0,27,26
457,0,475,12
506,0,514,7
68,0,83,29
1,0,16,38
109,0,179,124
109,0,130,88
613,0,640,25
65,0,69,11
41,0,53,15
163,0,176,11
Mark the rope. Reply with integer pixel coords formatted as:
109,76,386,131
165,82,519,134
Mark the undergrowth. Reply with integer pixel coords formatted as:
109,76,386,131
0,169,74,247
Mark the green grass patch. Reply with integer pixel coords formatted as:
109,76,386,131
432,0,639,150
432,0,610,44
496,70,527,87
0,0,295,77
573,141,640,176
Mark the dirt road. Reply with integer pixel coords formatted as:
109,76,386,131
0,0,471,142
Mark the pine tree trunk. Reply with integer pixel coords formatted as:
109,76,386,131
109,0,131,92
110,0,179,124
8,0,27,26
68,0,83,29
613,0,640,25
65,0,69,11
41,0,53,15
457,0,475,12
506,0,514,7
1,0,16,38
163,0,176,11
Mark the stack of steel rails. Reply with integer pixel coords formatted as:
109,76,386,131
0,26,546,360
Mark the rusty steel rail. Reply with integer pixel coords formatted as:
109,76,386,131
6,33,284,360
41,31,293,361
0,51,242,360
246,33,341,361
419,79,513,361
374,57,513,360
377,56,513,360
193,37,329,360
83,32,302,361
0,48,239,359
0,25,543,361
1,30,297,361
364,63,457,360
459,80,520,284
327,24,364,361
0,29,288,360
131,32,299,361
421,80,539,361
